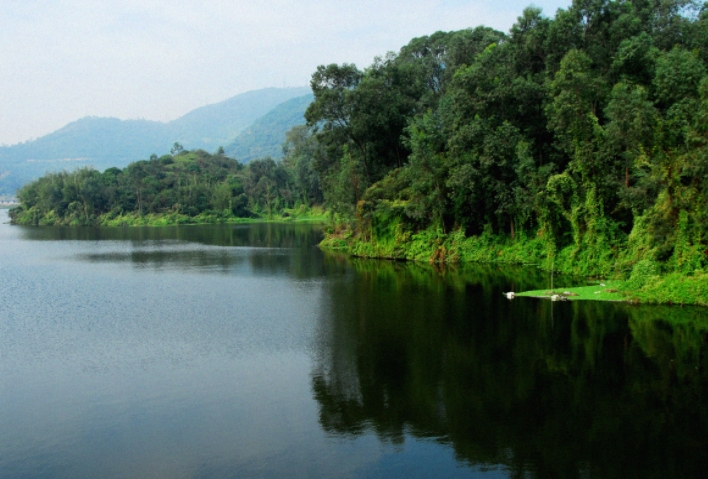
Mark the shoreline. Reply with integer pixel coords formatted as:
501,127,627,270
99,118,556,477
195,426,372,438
320,232,708,308
8,209,707,308
8,208,328,228
514,282,629,303
10,217,327,227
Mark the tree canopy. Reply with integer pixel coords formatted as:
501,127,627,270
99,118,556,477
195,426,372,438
10,143,322,225
306,0,708,276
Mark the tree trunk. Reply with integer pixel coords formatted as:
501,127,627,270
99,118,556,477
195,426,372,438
510,216,515,240
625,166,629,188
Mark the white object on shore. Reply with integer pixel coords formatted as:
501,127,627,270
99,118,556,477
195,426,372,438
505,292,515,300
551,294,567,302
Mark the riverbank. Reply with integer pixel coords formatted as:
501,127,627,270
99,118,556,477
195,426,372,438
515,282,627,302
9,205,328,227
320,227,708,307
515,273,708,306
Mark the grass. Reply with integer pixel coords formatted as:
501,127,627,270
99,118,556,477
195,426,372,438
98,211,327,227
516,281,628,302
628,272,708,306
322,225,708,307
514,273,708,306
10,205,328,227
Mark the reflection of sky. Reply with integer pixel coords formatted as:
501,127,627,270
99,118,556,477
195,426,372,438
355,440,509,479
0,213,492,478
2,351,386,478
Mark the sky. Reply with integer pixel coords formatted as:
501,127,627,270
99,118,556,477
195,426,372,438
0,0,571,146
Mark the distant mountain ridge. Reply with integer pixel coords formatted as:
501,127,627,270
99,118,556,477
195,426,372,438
225,94,313,162
165,87,310,149
0,87,310,196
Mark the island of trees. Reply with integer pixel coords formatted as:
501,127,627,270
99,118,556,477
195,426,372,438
10,0,708,304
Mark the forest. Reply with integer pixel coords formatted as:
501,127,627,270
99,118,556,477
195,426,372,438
304,0,708,285
9,135,323,226
11,0,708,292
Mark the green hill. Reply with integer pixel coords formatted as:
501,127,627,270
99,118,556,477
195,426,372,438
0,87,309,196
167,87,310,149
224,94,313,162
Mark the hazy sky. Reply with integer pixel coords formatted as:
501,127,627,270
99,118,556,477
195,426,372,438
0,0,570,146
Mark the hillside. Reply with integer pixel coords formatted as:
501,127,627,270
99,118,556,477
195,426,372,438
0,87,309,196
224,94,313,162
167,87,310,149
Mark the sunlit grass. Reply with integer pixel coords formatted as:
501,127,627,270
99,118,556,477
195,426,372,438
516,274,708,306
516,281,627,302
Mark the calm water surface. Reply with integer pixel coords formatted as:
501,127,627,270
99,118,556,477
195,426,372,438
1,210,707,478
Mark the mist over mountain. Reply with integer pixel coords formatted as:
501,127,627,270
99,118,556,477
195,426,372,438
224,94,313,163
166,87,310,149
0,87,310,196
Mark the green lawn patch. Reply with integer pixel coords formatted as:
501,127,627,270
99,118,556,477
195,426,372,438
516,274,708,306
516,281,628,302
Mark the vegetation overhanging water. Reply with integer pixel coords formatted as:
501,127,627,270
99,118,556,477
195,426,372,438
9,0,708,306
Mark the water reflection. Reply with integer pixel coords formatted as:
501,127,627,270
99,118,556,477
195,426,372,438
17,222,329,279
2,212,707,478
312,259,708,478
14,221,323,249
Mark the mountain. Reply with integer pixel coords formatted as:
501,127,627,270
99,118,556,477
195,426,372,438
166,87,310,149
224,94,313,163
0,87,310,196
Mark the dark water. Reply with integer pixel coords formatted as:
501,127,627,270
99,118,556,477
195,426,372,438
1,210,707,479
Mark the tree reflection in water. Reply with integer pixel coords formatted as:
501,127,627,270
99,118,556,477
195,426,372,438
312,258,708,478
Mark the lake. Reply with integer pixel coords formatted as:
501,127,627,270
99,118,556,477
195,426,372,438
1,209,707,478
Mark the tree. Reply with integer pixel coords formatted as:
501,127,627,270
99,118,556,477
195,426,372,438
171,142,184,155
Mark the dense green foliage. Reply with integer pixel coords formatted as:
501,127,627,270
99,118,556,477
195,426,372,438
0,87,309,196
310,0,708,283
9,145,324,226
224,94,313,162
